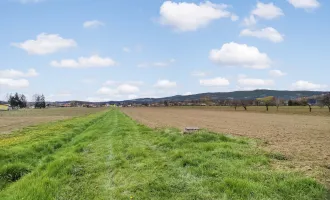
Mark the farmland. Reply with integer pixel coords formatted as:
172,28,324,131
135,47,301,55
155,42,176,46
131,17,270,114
0,107,108,134
0,108,328,199
176,105,330,116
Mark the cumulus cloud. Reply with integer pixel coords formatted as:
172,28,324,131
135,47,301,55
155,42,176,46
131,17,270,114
0,78,29,89
292,81,327,90
287,0,320,9
209,42,272,69
238,78,275,87
154,79,177,89
96,80,141,101
51,55,116,68
12,33,77,55
269,70,287,77
243,2,283,26
200,77,230,87
97,84,139,95
240,27,284,43
159,1,237,32
83,20,105,28
252,2,284,20
0,68,38,78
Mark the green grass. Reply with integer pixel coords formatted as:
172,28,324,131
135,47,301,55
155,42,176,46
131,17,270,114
0,109,328,199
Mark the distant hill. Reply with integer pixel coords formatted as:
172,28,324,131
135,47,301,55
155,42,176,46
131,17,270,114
125,90,326,103
52,90,327,104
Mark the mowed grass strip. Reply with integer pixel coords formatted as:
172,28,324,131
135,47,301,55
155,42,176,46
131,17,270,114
0,109,328,199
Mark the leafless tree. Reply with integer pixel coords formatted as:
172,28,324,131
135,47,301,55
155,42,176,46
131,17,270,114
257,97,275,111
232,100,240,111
322,93,330,112
240,99,253,111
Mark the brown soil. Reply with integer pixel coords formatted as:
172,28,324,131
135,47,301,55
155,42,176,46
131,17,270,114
121,107,330,186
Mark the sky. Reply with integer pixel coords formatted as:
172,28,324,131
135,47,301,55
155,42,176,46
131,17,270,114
0,0,329,102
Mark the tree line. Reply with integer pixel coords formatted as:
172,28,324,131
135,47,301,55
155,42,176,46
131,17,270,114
6,93,47,109
163,93,330,112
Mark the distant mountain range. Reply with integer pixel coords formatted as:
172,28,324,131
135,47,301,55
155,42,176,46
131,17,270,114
55,90,327,104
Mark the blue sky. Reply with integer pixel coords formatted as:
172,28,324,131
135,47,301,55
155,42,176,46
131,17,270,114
0,0,329,101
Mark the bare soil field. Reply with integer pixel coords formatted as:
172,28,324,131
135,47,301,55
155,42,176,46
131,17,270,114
178,106,330,116
0,107,108,134
122,107,330,185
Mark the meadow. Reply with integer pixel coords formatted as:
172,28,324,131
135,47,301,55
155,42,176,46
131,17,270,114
0,109,328,199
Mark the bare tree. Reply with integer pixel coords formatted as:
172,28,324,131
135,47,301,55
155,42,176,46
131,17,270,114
257,96,275,111
322,93,330,112
232,100,240,111
275,97,281,111
240,99,253,111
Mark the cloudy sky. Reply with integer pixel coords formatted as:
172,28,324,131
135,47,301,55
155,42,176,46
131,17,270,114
0,0,329,101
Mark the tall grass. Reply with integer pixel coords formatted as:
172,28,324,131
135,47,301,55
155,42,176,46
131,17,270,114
0,109,328,199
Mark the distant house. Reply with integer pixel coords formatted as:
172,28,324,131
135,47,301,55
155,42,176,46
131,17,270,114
0,104,11,111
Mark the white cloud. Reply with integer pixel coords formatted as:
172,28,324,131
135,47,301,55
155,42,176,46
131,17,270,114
287,0,320,9
292,81,327,90
231,14,239,21
137,59,175,68
269,70,287,77
0,78,29,89
251,2,284,20
12,33,77,55
97,87,118,96
243,2,283,26
183,92,193,96
200,77,230,87
0,68,38,78
238,78,275,87
159,1,237,32
191,71,208,77
97,83,140,99
83,20,105,28
240,27,284,43
86,97,111,102
128,94,138,100
103,80,143,86
209,42,272,69
117,84,140,94
154,79,177,89
243,15,257,26
123,47,131,53
51,55,116,68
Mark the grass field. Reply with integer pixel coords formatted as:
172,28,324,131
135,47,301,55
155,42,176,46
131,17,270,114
0,109,328,199
0,107,109,134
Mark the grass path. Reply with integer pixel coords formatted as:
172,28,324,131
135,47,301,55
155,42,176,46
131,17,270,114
0,109,328,199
